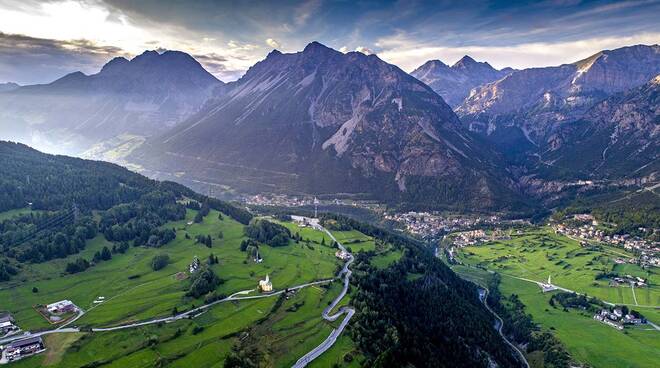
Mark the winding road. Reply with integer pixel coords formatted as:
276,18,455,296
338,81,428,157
293,222,356,368
478,288,531,368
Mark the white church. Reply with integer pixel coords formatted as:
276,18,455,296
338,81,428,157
259,274,273,292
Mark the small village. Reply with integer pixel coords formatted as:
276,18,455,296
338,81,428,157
552,214,660,268
593,307,645,331
385,211,529,239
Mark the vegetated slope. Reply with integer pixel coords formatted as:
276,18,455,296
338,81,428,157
541,74,660,179
132,42,526,211
0,50,222,155
0,141,251,279
319,214,525,367
411,56,513,107
457,45,660,176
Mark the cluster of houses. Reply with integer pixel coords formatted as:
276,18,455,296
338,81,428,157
291,215,320,229
1,336,45,362
386,211,529,239
449,229,514,247
553,219,659,267
593,308,644,330
0,313,18,337
610,274,647,287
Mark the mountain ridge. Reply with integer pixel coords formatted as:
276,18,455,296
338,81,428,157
411,55,512,106
132,42,526,211
0,50,223,155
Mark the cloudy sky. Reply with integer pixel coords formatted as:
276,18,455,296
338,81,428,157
0,0,659,85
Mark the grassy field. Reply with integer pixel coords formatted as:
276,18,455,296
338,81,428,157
0,207,43,221
500,276,660,368
0,209,342,330
452,227,660,368
1,209,366,367
455,227,660,307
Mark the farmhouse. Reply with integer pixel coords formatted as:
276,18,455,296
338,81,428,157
335,249,351,260
0,313,18,336
46,300,76,314
189,256,201,273
259,274,273,292
593,310,624,330
3,336,45,361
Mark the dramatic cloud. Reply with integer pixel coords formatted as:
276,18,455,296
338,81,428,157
354,46,373,55
0,32,128,84
0,0,659,84
265,38,280,49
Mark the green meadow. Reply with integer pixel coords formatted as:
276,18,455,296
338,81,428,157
0,208,371,367
452,227,660,368
500,276,660,368
456,227,660,307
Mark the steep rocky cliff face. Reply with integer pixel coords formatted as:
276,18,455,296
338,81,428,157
541,74,659,179
134,42,524,210
411,56,512,107
0,50,222,155
456,45,660,181
458,45,659,142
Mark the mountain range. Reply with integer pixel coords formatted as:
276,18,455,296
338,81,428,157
1,42,658,211
0,50,221,155
132,42,522,210
411,56,513,106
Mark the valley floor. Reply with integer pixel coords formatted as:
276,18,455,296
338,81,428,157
451,227,660,368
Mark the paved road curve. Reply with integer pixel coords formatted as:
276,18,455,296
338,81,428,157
0,279,333,345
292,222,356,368
479,288,531,368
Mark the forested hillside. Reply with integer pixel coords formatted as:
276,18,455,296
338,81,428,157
0,141,251,279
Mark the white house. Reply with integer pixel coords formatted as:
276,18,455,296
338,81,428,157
46,300,76,314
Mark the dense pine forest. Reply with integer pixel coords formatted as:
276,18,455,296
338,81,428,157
0,141,251,280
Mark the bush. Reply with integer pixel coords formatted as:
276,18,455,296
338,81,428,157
151,254,170,271
186,267,222,298
66,258,90,274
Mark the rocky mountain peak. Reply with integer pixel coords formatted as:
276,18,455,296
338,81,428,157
452,55,496,73
302,41,342,58
453,55,477,67
412,55,510,106
100,56,130,75
135,43,517,210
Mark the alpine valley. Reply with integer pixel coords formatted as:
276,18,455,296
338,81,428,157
0,14,659,368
